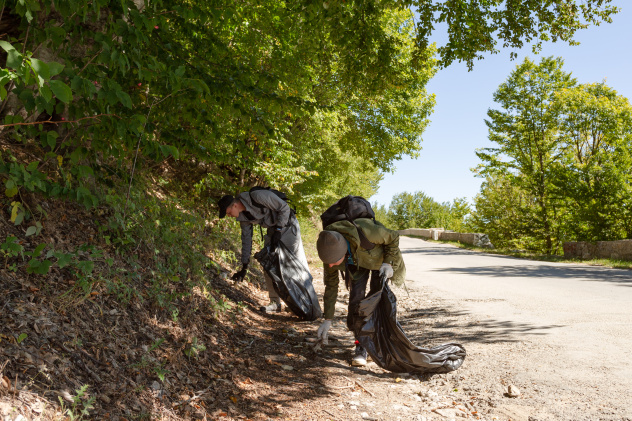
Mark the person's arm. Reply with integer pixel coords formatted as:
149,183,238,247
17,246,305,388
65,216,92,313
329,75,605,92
251,190,290,227
322,264,340,319
240,222,253,264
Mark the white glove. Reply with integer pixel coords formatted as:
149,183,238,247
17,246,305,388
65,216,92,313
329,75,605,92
379,263,394,279
317,319,332,345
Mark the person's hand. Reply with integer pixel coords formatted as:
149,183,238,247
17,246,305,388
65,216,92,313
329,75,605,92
270,227,283,252
317,319,332,345
231,263,249,282
379,263,394,279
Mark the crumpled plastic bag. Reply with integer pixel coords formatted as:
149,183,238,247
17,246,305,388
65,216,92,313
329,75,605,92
254,243,322,321
356,277,466,373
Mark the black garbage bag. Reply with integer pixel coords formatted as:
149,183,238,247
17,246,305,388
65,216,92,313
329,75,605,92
254,243,322,321
356,277,466,373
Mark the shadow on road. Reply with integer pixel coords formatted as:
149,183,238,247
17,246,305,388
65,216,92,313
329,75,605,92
431,264,632,286
397,306,565,346
402,246,486,257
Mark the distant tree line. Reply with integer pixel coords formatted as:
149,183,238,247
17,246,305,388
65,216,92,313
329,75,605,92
374,192,471,233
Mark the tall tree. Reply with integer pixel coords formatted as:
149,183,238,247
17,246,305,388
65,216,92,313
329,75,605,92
553,82,632,240
470,174,543,250
475,57,576,253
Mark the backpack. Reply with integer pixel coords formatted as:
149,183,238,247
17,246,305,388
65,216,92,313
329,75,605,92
320,195,376,250
248,186,295,219
249,186,289,202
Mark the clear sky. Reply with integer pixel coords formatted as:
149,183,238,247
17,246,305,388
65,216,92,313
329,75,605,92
371,3,632,207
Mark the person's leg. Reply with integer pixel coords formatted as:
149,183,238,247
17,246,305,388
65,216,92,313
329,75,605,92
260,271,282,313
346,266,370,333
367,269,382,295
347,266,370,366
259,228,281,313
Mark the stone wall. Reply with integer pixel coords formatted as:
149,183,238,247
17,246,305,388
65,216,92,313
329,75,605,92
398,228,494,249
563,240,632,260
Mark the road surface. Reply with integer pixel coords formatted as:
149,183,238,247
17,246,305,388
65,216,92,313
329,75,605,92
400,236,632,421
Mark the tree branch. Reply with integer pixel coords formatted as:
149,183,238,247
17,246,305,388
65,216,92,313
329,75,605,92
0,114,121,128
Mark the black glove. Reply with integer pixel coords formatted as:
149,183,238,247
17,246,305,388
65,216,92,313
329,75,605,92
270,227,283,252
231,262,248,282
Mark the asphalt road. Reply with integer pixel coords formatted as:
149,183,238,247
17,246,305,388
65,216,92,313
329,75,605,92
400,235,632,420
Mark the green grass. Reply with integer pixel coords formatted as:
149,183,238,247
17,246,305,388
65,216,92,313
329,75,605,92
405,235,632,270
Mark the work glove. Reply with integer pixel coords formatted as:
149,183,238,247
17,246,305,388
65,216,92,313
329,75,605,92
317,319,332,345
270,227,283,252
231,262,249,282
379,263,394,279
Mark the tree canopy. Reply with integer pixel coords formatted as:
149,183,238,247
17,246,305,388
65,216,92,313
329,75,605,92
472,57,632,253
0,0,619,219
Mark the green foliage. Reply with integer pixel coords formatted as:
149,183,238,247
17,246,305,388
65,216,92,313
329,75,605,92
386,191,470,231
58,384,95,421
0,230,105,287
475,57,576,253
153,363,169,383
412,0,617,69
553,83,632,241
373,202,394,229
1,235,23,272
184,337,207,359
472,58,632,252
0,0,619,311
470,174,544,251
0,0,614,218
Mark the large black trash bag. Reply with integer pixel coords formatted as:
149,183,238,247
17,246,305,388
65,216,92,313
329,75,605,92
254,243,322,321
356,277,466,373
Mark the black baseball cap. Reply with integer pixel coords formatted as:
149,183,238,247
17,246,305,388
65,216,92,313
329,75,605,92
218,195,234,218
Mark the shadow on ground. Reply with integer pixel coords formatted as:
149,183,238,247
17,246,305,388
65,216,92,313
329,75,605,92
396,301,564,347
432,264,632,286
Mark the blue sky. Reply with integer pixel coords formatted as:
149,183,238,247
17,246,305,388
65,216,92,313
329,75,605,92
371,3,632,207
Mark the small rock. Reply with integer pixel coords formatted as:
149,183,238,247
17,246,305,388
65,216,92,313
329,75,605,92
506,384,521,398
348,400,360,406
100,394,111,404
281,365,294,371
151,381,161,390
361,413,378,420
14,416,26,421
